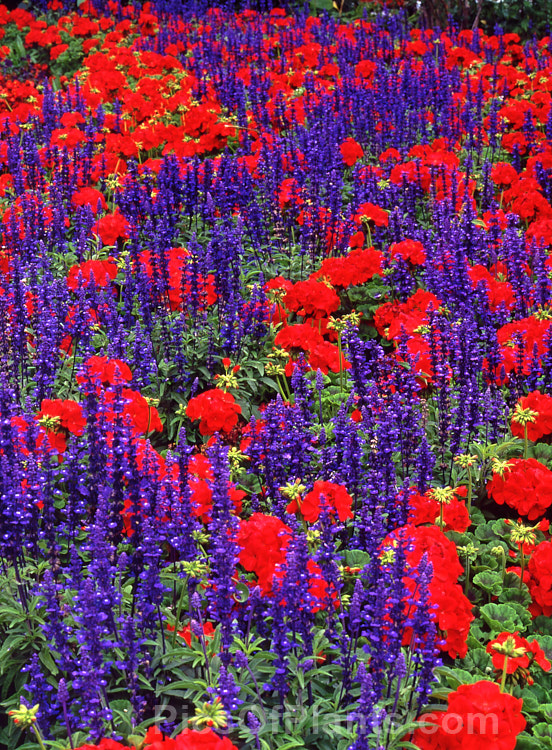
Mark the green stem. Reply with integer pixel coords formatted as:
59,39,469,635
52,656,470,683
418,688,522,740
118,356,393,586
524,425,529,459
500,655,509,693
279,373,292,403
520,549,525,591
175,416,185,445
467,468,473,515
171,578,188,649
31,725,48,750
337,332,344,395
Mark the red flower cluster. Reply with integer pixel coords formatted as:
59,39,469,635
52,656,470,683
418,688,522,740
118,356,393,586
340,137,364,167
373,288,445,387
103,388,163,436
285,480,354,523
353,201,389,227
72,186,107,214
187,453,245,522
511,390,552,442
235,513,338,610
374,288,441,340
526,540,552,616
236,513,292,593
494,316,552,383
167,621,216,647
274,322,350,375
77,356,133,387
468,264,515,311
186,389,242,436
66,258,118,290
278,177,303,211
408,487,470,532
283,278,340,319
313,246,383,288
146,728,238,750
76,727,239,750
486,458,552,520
399,524,473,658
95,211,130,245
486,631,551,684
389,239,426,265
37,399,86,453
411,681,526,750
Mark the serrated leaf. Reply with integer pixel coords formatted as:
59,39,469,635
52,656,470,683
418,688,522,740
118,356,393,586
515,733,546,749
473,570,503,596
474,523,499,541
499,586,531,607
344,550,371,568
534,723,552,739
480,602,519,634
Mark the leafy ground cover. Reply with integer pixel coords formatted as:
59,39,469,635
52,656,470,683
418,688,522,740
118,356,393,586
2,1,552,749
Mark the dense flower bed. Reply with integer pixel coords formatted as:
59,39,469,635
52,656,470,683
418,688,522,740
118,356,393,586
1,1,552,749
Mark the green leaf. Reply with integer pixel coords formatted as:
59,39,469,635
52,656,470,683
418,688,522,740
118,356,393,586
434,666,475,689
516,733,547,749
503,571,528,591
491,519,510,537
474,523,499,542
533,723,552,739
521,689,541,714
39,647,59,677
473,570,503,596
462,647,491,674
480,602,525,635
234,581,250,604
534,616,552,636
276,737,310,749
344,550,371,568
498,586,531,607
528,443,552,465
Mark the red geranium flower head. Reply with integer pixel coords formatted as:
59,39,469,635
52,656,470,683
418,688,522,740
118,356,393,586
95,210,130,245
167,621,216,648
286,480,353,524
526,539,552,616
77,356,132,387
487,457,552,520
487,631,551,686
121,389,163,435
389,239,426,265
102,389,163,436
67,259,118,290
392,524,473,658
411,681,525,750
72,187,107,215
283,278,340,319
511,390,552,442
353,201,389,227
340,137,364,167
186,389,241,436
37,399,86,453
236,513,292,593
